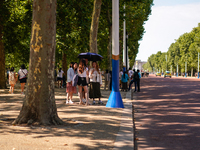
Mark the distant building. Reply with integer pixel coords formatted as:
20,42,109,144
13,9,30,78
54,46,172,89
132,60,147,72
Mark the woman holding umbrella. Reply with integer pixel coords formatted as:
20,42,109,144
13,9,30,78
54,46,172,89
77,59,90,105
89,61,103,104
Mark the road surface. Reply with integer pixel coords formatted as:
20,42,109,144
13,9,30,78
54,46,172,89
133,74,200,150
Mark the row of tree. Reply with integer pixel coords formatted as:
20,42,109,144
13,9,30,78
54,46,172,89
0,0,154,125
143,23,200,76
0,0,153,88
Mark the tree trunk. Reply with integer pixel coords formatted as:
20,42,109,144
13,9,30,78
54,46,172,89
62,51,67,76
106,6,112,71
107,25,112,71
13,0,63,125
90,0,102,53
191,67,193,77
0,0,6,89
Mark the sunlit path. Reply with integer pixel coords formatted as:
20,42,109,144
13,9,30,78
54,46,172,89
134,74,200,150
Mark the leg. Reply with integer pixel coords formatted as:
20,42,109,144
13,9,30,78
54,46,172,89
69,92,73,103
83,86,90,105
134,81,137,92
12,84,15,93
137,80,140,92
78,86,84,104
66,93,69,103
21,83,25,93
128,80,134,90
104,80,107,90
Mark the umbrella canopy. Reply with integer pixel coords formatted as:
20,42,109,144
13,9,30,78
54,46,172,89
77,52,103,61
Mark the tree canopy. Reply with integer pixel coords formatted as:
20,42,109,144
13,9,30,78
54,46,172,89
1,0,153,73
143,23,200,74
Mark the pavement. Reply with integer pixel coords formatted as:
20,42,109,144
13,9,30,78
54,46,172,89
0,82,134,150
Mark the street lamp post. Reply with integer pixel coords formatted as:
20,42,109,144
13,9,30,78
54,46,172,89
165,55,167,71
177,64,178,77
198,52,199,78
185,61,187,77
106,0,124,108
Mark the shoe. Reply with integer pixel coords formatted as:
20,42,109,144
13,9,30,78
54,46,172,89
82,99,86,103
69,100,73,104
66,100,69,104
93,101,96,105
21,92,24,95
98,101,104,104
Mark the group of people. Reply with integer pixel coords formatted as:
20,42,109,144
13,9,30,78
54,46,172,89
119,67,141,92
65,59,103,106
7,62,141,105
7,64,28,94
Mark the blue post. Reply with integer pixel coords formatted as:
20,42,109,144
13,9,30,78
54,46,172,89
106,0,124,108
106,59,124,108
198,72,199,79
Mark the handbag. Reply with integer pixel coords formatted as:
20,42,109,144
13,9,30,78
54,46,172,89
72,74,78,86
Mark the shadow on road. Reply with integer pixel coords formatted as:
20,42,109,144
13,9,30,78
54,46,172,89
134,75,200,150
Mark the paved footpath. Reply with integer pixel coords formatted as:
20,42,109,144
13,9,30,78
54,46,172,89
133,74,200,150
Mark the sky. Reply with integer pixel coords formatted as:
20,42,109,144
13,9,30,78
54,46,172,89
135,0,200,62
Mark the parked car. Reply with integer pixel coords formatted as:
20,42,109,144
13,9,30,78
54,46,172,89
156,72,161,76
164,71,171,78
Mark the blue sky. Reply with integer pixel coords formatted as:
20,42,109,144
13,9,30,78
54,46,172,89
136,0,200,61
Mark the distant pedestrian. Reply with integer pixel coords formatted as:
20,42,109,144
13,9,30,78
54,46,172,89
119,69,123,89
89,61,103,105
57,68,64,88
109,70,112,91
66,62,76,104
104,69,111,91
128,69,136,91
17,64,28,95
9,67,17,94
77,59,90,105
121,71,129,91
134,69,141,92
128,67,134,85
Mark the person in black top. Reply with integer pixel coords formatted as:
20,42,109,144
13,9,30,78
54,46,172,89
134,69,140,92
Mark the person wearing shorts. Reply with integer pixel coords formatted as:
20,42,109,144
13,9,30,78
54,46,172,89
17,64,28,95
77,59,90,105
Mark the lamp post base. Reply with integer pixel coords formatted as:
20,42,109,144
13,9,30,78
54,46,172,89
106,91,124,108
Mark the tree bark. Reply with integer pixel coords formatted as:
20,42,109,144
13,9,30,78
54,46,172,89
13,0,63,125
90,0,102,53
62,51,67,76
0,0,6,89
106,6,112,70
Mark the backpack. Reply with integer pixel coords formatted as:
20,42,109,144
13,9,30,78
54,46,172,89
134,72,139,80
72,74,78,86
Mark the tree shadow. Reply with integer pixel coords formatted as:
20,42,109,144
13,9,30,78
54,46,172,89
0,87,130,150
133,75,200,150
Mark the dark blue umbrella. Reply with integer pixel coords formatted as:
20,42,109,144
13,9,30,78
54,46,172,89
77,52,103,61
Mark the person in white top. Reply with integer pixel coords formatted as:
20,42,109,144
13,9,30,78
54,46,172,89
89,61,103,105
57,68,64,88
77,59,90,105
66,62,76,104
17,64,28,95
128,67,134,78
9,67,17,94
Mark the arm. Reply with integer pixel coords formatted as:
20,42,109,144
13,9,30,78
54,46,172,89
100,73,102,85
89,69,93,78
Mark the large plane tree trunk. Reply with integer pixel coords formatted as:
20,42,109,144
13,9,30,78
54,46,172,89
90,0,102,53
0,0,6,89
13,0,63,125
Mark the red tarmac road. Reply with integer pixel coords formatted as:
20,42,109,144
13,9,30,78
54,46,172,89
133,74,200,150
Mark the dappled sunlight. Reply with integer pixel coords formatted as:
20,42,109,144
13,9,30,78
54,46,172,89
134,75,200,149
0,86,130,149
